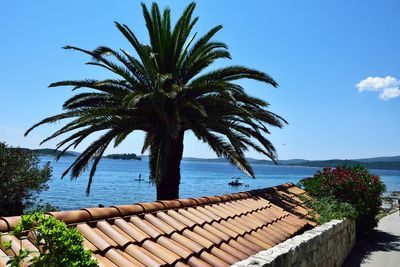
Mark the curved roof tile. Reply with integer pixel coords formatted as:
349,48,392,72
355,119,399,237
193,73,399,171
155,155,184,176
0,183,314,266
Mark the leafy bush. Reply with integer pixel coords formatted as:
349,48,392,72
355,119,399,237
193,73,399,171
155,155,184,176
0,142,52,216
308,197,357,224
5,212,98,267
301,165,386,237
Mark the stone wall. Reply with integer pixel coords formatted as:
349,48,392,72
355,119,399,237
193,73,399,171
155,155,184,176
232,219,356,267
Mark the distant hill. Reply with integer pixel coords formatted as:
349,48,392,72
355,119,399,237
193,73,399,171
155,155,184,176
353,156,400,163
289,159,400,170
25,147,400,170
182,157,308,165
181,156,400,170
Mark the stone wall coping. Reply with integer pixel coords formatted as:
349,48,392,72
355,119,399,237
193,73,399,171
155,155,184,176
232,219,354,267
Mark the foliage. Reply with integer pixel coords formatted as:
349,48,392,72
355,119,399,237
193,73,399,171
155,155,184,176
5,212,98,267
0,142,52,216
25,2,286,199
307,197,357,224
301,165,386,237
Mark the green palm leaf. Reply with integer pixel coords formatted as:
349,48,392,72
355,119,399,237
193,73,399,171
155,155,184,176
26,2,286,199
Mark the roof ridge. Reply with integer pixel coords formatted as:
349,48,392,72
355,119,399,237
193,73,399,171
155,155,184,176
0,182,297,232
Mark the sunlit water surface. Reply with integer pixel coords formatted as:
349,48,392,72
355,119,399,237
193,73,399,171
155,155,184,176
38,156,400,210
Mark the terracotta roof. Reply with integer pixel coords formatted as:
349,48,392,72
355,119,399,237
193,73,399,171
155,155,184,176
0,182,315,267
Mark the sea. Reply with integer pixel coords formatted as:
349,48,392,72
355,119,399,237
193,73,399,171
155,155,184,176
38,156,400,211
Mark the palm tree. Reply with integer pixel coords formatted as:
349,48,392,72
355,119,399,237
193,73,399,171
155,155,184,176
26,2,287,200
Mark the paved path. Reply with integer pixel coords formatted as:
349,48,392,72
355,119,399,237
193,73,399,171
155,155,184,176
344,211,400,266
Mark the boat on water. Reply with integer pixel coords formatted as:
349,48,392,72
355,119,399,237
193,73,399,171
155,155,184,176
228,178,244,186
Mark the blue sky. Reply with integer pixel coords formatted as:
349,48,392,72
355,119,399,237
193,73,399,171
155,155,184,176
1,0,399,160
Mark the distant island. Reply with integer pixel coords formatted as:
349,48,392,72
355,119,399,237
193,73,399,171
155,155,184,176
16,148,142,160
104,153,141,160
14,148,79,157
181,156,400,170
19,147,400,170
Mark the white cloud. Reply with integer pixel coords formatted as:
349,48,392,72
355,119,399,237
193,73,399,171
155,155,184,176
379,87,400,100
356,76,400,100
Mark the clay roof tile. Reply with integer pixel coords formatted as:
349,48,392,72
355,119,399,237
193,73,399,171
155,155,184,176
0,217,20,232
192,197,210,205
47,210,91,224
218,194,232,201
112,204,144,216
0,183,314,267
177,198,197,207
138,202,166,213
82,207,120,221
0,218,9,232
157,200,182,209
206,196,222,204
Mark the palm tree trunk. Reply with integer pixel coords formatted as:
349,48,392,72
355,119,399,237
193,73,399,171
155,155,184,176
156,131,184,200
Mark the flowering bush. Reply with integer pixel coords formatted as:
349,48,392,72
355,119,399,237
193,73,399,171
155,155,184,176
301,165,386,238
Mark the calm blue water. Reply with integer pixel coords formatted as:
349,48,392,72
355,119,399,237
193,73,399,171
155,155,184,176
38,156,400,211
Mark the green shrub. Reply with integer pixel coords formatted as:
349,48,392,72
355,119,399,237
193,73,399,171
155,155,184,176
308,197,357,224
5,212,98,267
0,142,52,216
301,165,386,238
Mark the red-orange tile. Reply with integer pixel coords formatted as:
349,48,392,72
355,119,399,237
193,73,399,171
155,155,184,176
175,261,191,267
0,183,313,267
182,229,213,249
193,226,222,245
48,210,91,224
156,212,187,232
157,200,182,209
219,242,249,260
112,204,144,216
82,207,120,220
0,217,20,231
177,198,198,207
178,209,206,225
170,233,204,254
124,244,165,266
167,210,197,228
142,240,181,265
138,202,165,213
104,248,140,266
0,219,9,231
192,197,210,205
186,256,213,267
196,206,221,221
186,208,214,224
130,216,163,239
0,234,19,256
236,236,263,252
203,224,231,241
97,221,131,247
77,224,111,252
210,246,239,265
92,254,118,267
199,251,229,267
114,219,149,243
218,194,232,202
206,196,222,204
157,236,193,259
144,214,176,235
